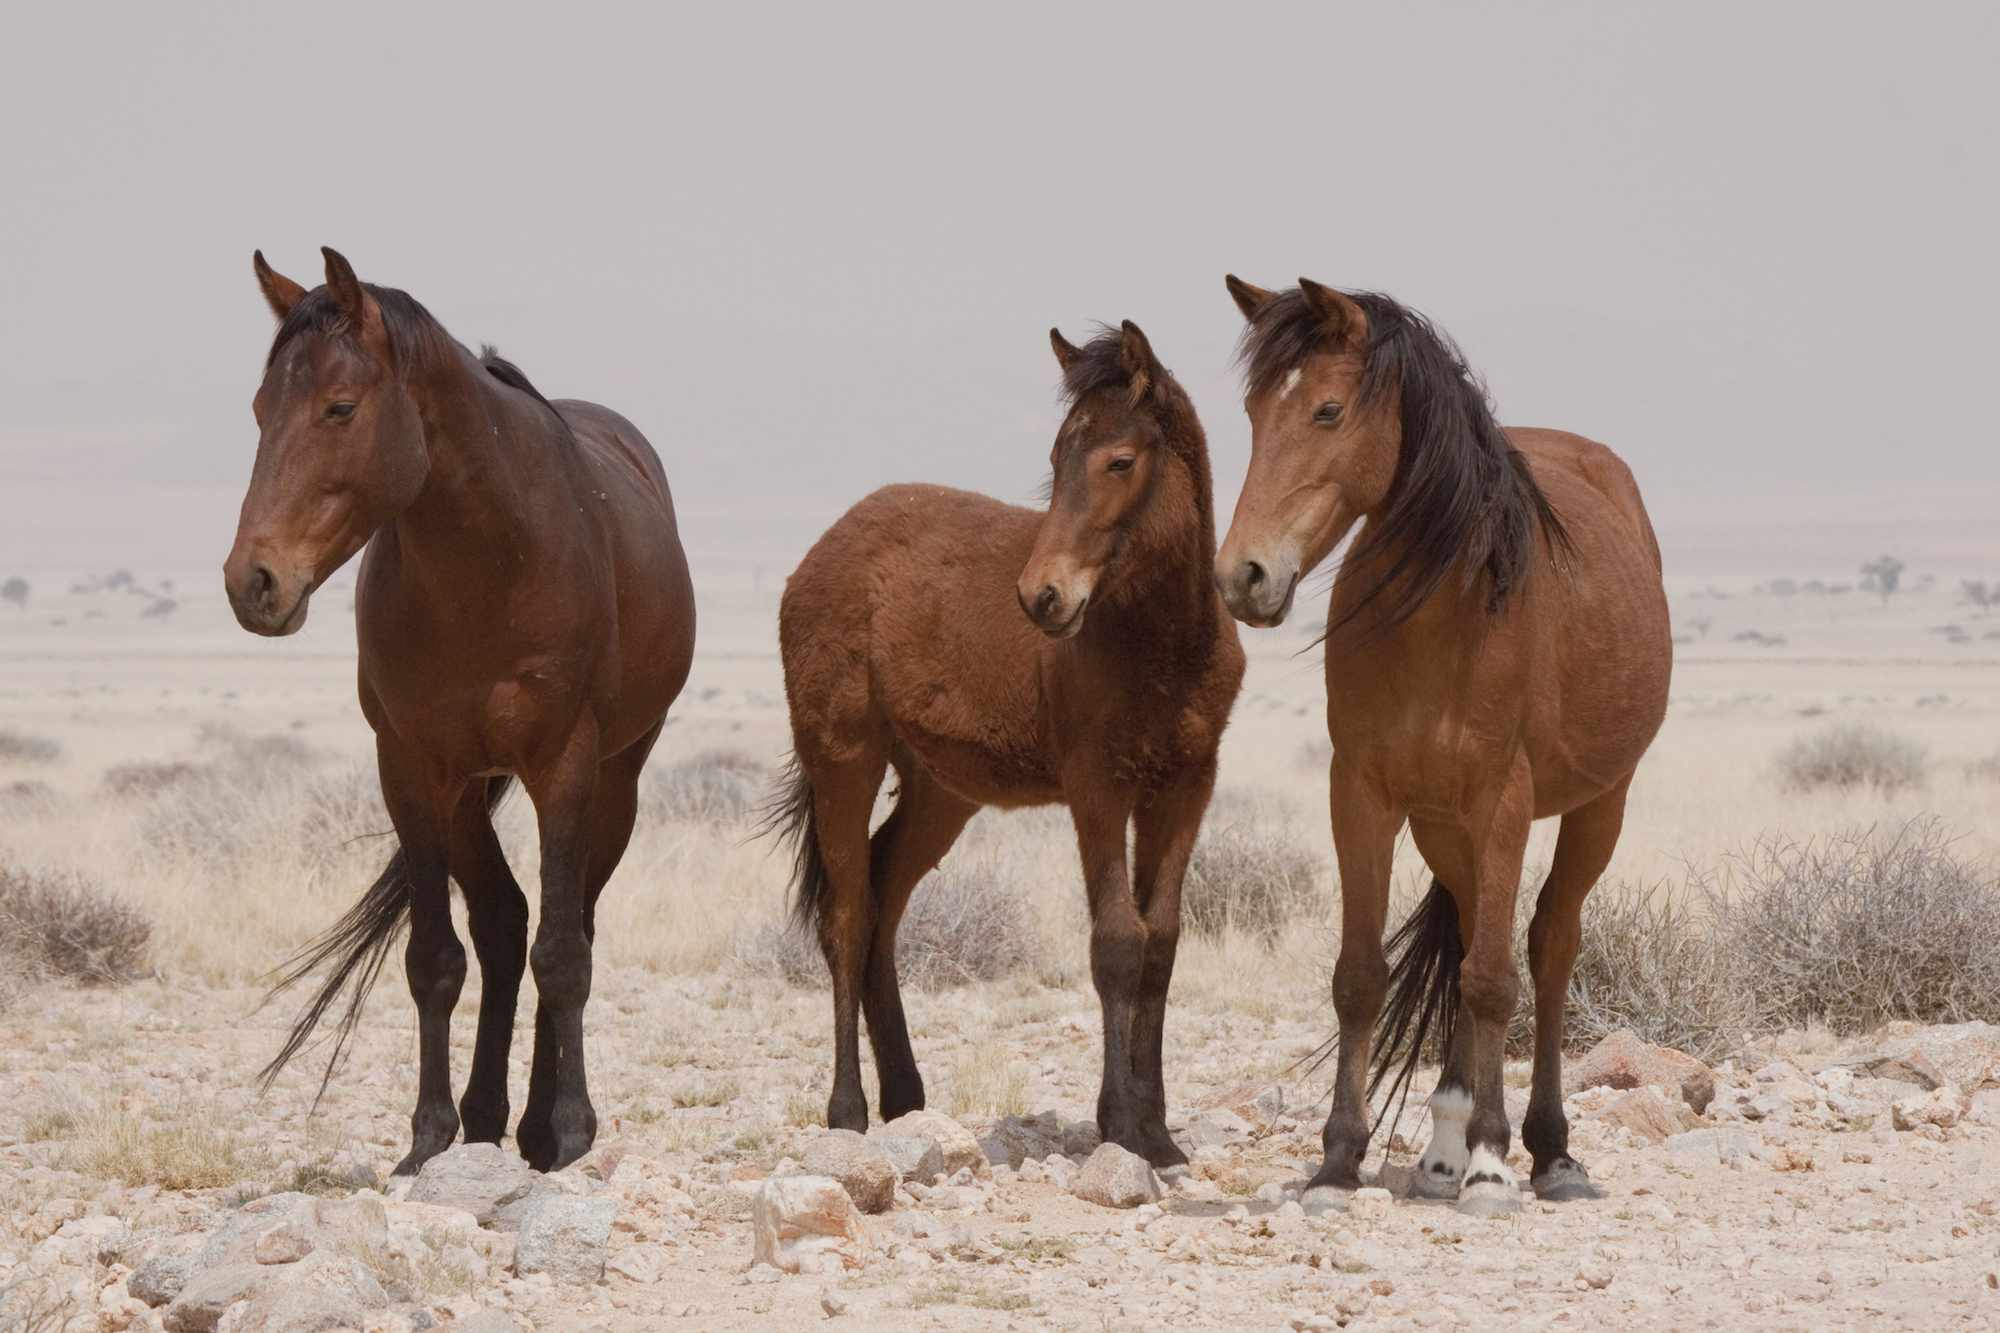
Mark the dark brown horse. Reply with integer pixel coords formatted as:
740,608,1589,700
1214,277,1670,1215
225,248,696,1174
765,322,1244,1165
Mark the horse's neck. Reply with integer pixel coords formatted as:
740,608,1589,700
1094,439,1221,648
391,355,553,580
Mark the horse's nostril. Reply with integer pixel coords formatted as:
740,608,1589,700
1245,560,1267,589
249,565,277,611
1035,586,1060,620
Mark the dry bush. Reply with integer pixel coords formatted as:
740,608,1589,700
0,729,60,765
68,1100,271,1190
639,749,770,824
1182,791,1324,943
1714,821,2000,1032
1502,877,1752,1062
736,860,1039,991
0,864,151,983
1777,722,1928,795
103,760,200,797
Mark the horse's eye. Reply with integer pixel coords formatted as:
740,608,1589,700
326,401,356,421
1313,402,1343,426
1107,456,1135,474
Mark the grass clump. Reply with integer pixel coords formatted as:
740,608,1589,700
1714,820,2000,1032
1182,791,1323,943
1777,722,1928,795
639,749,770,824
69,1101,271,1190
0,864,151,984
0,730,60,765
943,1044,1029,1117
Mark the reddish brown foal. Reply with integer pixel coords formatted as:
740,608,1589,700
1214,277,1670,1215
226,248,695,1174
766,323,1243,1165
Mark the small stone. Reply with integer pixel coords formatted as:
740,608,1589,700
1576,1264,1613,1290
1348,1187,1392,1219
1567,1030,1715,1113
1590,1087,1687,1144
512,1195,616,1282
1892,1085,1963,1132
605,1249,660,1283
977,1111,1066,1168
1300,1187,1347,1217
865,1132,945,1185
802,1130,898,1214
820,1286,849,1317
252,1224,315,1265
1070,1144,1164,1209
407,1144,538,1226
879,1111,986,1178
752,1175,873,1275
1664,1126,1760,1164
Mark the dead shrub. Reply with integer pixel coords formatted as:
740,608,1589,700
0,729,60,765
1777,722,1928,795
1182,791,1324,943
640,749,769,824
737,861,1038,991
1714,821,2000,1032
103,761,200,797
0,864,151,983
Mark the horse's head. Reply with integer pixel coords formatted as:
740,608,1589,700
1018,321,1185,639
1214,276,1394,628
223,248,431,636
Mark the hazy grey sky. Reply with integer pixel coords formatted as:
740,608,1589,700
3,2,1995,573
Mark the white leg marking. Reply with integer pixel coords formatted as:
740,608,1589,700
1418,1088,1471,1182
1466,1144,1518,1189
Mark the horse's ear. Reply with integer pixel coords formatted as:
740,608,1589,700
321,246,386,348
252,251,308,322
1298,277,1368,348
1118,321,1159,402
1225,274,1275,322
1050,327,1083,371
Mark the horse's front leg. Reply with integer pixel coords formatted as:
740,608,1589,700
519,722,602,1172
377,741,463,1177
1127,764,1216,1169
1069,786,1145,1157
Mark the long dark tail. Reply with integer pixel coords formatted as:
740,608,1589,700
1366,879,1464,1134
258,776,514,1106
755,755,829,934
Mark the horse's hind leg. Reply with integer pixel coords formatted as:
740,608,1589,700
1126,765,1216,1169
1412,945,1479,1200
862,765,976,1123
807,745,889,1132
518,721,660,1170
1522,777,1631,1202
451,778,529,1146
378,742,462,1177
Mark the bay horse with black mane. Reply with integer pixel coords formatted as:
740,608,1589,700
225,248,696,1174
765,321,1244,1165
1214,277,1669,1215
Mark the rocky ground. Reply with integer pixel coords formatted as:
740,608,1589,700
4,973,2000,1331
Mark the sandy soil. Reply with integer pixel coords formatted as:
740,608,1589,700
2,564,1998,1329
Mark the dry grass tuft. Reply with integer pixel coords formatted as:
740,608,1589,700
1715,820,2000,1032
0,863,151,984
0,729,60,765
736,859,1041,992
639,749,771,824
68,1099,272,1190
1966,749,2000,784
1183,791,1324,943
943,1044,1030,1117
1777,722,1929,795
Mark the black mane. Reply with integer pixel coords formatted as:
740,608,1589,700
266,284,556,409
1237,287,1570,630
1057,326,1202,451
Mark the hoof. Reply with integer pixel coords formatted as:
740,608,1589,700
1139,1129,1189,1171
1410,1164,1462,1200
1532,1159,1604,1203
1456,1179,1523,1218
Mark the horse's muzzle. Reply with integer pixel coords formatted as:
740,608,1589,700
1215,552,1298,628
224,557,312,636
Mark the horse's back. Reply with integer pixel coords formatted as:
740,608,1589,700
555,399,677,521
781,484,1054,799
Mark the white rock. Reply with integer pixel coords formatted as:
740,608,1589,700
407,1144,537,1225
1349,1187,1392,1219
752,1175,873,1275
512,1195,616,1282
1892,1085,1963,1132
1070,1144,1164,1210
801,1130,898,1214
879,1111,986,1178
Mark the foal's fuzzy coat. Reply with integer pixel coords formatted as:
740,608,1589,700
767,323,1244,1164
